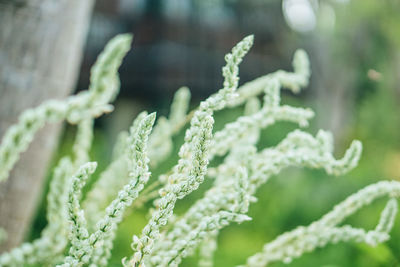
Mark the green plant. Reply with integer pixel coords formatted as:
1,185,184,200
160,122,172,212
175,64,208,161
0,34,397,267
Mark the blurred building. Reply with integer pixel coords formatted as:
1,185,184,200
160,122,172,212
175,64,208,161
76,0,295,107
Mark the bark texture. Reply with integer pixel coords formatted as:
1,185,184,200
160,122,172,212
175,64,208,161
0,0,94,252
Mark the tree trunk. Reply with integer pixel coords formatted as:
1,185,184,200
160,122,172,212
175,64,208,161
310,35,355,141
0,0,94,252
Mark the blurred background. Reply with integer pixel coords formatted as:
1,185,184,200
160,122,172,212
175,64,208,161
13,0,400,266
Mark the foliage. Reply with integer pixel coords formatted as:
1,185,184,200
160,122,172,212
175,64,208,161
0,33,398,267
